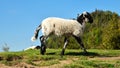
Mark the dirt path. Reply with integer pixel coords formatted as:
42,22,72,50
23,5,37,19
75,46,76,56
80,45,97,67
0,58,77,68
0,62,38,68
89,56,120,61
40,58,78,68
0,56,120,68
41,56,120,68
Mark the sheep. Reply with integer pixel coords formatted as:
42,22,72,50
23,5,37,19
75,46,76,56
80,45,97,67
31,12,93,56
24,45,40,51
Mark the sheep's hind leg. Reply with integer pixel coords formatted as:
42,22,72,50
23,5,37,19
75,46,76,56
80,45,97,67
73,36,87,54
61,37,68,56
40,36,46,55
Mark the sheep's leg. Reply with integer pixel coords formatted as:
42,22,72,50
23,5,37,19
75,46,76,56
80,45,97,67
73,36,87,54
61,37,68,56
40,36,46,55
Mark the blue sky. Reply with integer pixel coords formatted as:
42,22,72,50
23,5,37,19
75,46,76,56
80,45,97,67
0,0,120,52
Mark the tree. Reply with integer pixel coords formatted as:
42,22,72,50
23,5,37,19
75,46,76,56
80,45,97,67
2,43,10,52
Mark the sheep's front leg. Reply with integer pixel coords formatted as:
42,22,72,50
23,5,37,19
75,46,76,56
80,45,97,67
40,36,46,55
73,35,87,54
61,37,68,56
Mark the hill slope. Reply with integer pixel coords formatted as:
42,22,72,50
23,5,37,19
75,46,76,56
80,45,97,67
0,49,120,68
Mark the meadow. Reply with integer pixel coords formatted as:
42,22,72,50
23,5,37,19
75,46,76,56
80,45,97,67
0,49,120,68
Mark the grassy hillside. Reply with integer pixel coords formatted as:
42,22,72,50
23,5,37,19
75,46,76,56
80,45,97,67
0,49,120,68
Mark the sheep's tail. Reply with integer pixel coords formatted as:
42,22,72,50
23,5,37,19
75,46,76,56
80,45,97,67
31,24,42,41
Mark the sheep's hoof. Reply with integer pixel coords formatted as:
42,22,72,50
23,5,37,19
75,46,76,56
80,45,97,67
61,49,65,56
40,45,46,55
83,51,88,55
40,49,46,55
61,52,64,55
40,50,46,55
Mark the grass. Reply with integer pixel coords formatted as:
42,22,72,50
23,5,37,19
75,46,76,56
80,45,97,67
0,49,120,68
64,59,120,68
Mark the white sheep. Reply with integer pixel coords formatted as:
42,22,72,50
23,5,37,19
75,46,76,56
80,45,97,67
24,46,40,51
31,12,93,55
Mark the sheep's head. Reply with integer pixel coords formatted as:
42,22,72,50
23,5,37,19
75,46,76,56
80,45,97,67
77,12,93,24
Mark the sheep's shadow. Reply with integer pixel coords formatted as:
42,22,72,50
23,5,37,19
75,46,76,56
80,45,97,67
46,52,56,55
46,52,100,57
65,52,100,56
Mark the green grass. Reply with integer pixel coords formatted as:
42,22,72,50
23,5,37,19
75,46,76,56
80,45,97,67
0,49,120,67
64,59,120,68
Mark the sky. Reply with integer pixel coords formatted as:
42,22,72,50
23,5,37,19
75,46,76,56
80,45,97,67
0,0,120,52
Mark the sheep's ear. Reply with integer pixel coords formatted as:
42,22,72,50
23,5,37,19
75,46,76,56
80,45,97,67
77,13,83,19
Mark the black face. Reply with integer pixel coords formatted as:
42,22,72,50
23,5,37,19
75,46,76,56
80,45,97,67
77,12,93,24
84,12,93,23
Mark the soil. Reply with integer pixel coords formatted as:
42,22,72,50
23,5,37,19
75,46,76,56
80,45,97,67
0,56,120,68
89,56,120,60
